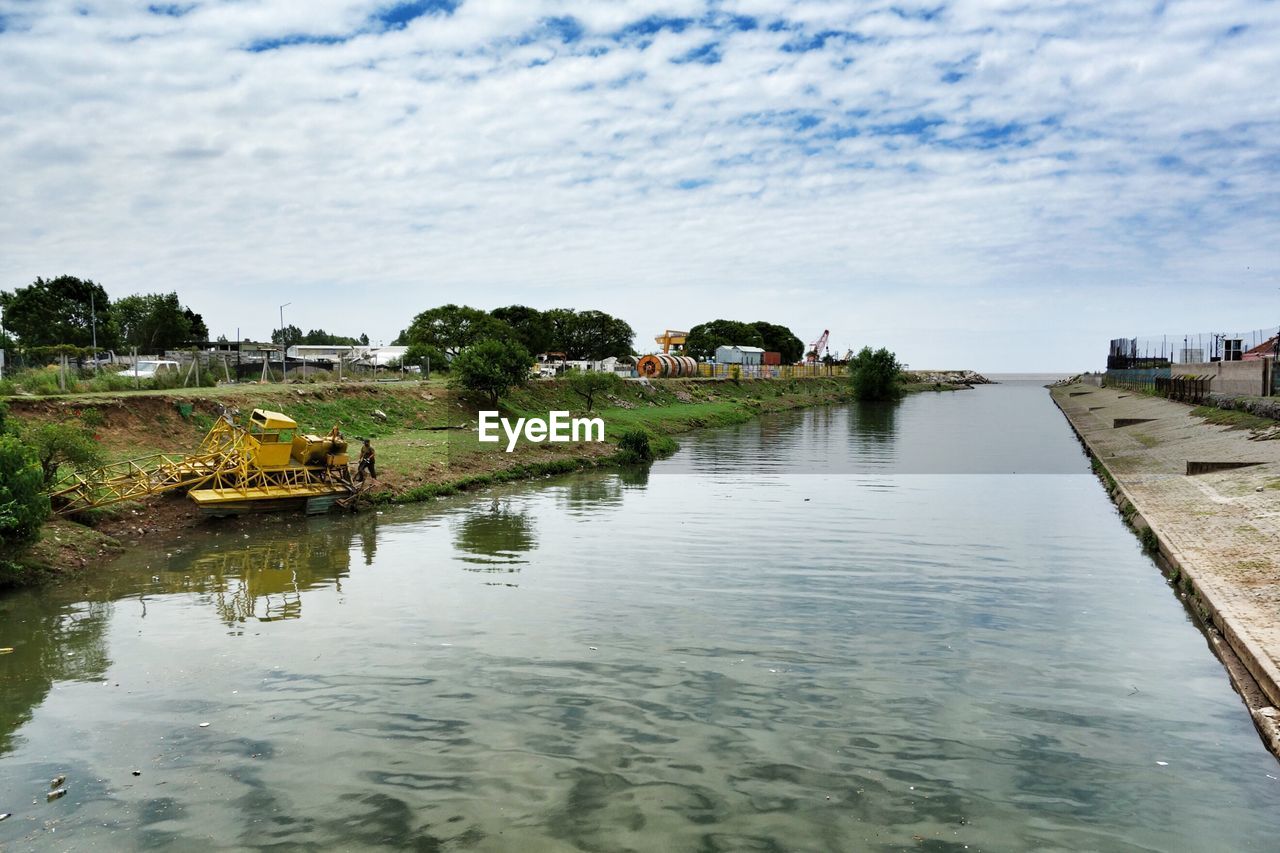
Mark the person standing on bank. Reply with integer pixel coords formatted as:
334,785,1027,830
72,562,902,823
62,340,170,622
356,439,377,482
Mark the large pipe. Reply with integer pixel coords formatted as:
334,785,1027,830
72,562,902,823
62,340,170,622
637,354,698,378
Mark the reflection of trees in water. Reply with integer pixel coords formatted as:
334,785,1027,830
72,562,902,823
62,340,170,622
849,401,900,456
179,525,355,625
557,473,624,510
0,596,112,756
617,465,650,489
453,499,537,571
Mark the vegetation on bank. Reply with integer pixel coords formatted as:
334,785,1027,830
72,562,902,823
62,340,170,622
0,376,861,588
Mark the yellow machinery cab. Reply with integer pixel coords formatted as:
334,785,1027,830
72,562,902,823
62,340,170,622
291,428,349,468
247,409,297,469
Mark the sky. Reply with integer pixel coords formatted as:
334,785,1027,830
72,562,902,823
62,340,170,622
1,0,1277,371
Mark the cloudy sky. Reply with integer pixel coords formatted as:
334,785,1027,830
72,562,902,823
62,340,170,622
2,0,1277,370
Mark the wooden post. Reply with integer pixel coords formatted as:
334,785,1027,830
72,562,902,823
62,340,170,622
132,347,139,389
222,355,232,384
59,354,66,391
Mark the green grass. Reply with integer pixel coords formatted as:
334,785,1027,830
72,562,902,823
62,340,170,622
1191,406,1276,431
1132,432,1160,448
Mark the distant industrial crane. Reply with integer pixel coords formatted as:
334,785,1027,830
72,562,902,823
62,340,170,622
655,330,688,354
806,329,830,363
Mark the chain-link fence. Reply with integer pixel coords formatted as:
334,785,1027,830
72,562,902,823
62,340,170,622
1107,326,1278,368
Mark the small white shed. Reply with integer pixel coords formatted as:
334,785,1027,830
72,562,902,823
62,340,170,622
714,345,765,366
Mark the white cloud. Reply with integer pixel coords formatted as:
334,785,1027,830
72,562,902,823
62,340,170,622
0,0,1277,370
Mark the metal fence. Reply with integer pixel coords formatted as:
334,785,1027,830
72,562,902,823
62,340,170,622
697,363,845,379
1108,326,1279,368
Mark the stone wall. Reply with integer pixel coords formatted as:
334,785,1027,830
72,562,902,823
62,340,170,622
1172,360,1269,396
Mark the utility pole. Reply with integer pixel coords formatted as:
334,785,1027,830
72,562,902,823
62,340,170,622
91,290,98,373
279,302,291,382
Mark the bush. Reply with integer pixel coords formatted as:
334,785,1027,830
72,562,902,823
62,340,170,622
616,429,654,463
567,370,622,411
848,346,903,401
23,422,104,485
449,339,533,407
0,434,49,552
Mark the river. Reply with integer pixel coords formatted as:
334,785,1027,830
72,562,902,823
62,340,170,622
2,381,1279,851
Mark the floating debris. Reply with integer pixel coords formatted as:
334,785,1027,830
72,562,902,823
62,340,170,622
0,813,10,822
1156,761,1169,767
47,789,67,802
198,722,210,728
50,775,65,789
132,770,142,777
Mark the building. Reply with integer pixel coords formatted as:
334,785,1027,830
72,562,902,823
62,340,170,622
714,345,765,366
286,344,356,362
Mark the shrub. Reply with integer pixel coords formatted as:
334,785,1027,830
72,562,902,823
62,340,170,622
23,422,104,485
848,346,903,401
567,370,622,411
616,429,654,463
0,434,49,552
78,407,105,428
449,339,533,407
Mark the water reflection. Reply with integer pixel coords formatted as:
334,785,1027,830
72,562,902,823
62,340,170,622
171,523,357,625
452,498,537,570
848,400,899,463
617,464,650,488
557,474,624,513
0,597,111,756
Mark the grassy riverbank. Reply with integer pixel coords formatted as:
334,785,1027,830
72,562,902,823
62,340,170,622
1,373,986,589
0,376,849,588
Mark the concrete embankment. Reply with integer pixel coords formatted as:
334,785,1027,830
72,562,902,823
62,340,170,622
1052,383,1280,755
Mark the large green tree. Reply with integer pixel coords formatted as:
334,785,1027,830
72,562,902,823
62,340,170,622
491,305,552,355
544,308,634,360
405,304,514,358
449,339,532,406
300,329,361,346
270,325,303,348
0,276,116,350
847,346,904,401
751,321,805,363
113,292,196,352
683,319,765,360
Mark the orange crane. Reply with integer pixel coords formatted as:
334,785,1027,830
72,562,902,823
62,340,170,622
806,329,830,363
654,330,688,353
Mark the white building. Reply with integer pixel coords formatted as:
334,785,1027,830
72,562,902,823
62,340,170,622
714,345,765,366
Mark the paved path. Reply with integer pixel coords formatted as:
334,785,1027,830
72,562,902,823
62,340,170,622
1052,383,1280,742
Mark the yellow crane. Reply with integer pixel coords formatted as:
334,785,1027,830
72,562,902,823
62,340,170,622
50,409,356,517
654,330,688,353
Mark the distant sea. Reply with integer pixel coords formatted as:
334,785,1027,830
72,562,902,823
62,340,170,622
984,372,1076,383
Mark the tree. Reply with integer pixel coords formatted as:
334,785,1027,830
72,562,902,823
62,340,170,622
359,333,370,346
449,339,533,407
114,292,194,352
271,325,303,348
184,308,209,342
405,304,514,358
405,342,449,374
683,320,764,360
0,434,48,552
0,276,116,350
544,308,635,360
22,422,104,486
491,305,552,355
567,370,622,411
848,346,904,401
751,321,805,363
300,329,360,346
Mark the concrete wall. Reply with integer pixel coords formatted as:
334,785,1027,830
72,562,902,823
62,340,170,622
1173,360,1269,396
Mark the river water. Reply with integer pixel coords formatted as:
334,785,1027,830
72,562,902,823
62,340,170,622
2,382,1279,851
